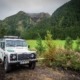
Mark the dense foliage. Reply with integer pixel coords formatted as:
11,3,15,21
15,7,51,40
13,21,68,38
51,0,80,39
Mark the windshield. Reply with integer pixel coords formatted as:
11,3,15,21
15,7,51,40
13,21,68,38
6,40,27,47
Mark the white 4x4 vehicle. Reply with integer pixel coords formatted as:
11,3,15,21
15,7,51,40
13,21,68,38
0,36,37,72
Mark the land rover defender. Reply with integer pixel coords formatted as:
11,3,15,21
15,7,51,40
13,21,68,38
0,36,37,72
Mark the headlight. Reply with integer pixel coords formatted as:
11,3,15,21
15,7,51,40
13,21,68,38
10,54,17,61
30,53,36,58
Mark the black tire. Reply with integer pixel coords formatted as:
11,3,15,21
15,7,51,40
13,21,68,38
29,62,36,69
4,58,11,73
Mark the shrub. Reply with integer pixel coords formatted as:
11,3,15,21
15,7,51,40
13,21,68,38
53,49,80,71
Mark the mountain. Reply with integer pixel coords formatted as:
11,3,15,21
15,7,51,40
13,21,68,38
4,11,50,25
0,11,50,38
27,12,50,23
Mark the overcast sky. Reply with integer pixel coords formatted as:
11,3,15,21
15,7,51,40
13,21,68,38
0,0,70,20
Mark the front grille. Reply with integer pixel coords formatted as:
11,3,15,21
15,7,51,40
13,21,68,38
18,53,30,60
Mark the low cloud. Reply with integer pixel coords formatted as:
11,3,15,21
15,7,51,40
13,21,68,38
0,0,70,20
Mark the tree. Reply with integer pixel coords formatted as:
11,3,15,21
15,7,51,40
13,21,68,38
0,23,6,38
43,30,56,66
64,37,73,50
75,37,80,52
45,30,56,50
36,34,45,55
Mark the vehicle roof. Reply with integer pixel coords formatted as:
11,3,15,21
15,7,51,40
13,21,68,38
5,38,24,40
0,38,25,42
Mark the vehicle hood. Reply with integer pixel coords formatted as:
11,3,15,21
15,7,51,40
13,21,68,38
5,47,36,54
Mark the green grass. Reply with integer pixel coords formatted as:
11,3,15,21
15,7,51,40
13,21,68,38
27,40,37,49
27,40,76,49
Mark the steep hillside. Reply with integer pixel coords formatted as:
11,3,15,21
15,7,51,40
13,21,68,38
51,0,80,39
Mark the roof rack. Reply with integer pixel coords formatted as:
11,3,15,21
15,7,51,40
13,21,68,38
4,36,19,39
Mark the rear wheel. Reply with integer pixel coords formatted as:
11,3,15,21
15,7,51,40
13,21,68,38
29,62,36,69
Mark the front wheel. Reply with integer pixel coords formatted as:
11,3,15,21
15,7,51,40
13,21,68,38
4,58,11,73
29,62,36,69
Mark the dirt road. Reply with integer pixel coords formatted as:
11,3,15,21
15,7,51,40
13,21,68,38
0,65,5,80
5,65,80,80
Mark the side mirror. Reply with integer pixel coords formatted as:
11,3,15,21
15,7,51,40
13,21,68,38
28,45,30,48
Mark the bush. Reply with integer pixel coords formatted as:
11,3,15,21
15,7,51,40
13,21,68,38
53,49,80,71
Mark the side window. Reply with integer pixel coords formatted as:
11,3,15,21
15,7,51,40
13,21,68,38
1,42,5,50
0,42,1,48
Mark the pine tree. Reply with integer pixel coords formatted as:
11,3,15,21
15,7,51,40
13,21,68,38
45,30,55,50
43,30,56,66
75,37,80,52
64,37,73,50
36,34,45,55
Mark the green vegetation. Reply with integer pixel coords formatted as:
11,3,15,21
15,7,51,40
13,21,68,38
27,31,80,71
75,37,80,52
43,31,56,66
27,40,76,49
35,34,45,54
37,31,80,71
53,50,80,71
64,37,73,50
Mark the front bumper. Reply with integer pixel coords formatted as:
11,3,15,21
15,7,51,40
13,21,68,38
9,59,37,65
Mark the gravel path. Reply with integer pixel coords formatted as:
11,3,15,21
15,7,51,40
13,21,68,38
5,65,80,80
0,65,5,80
